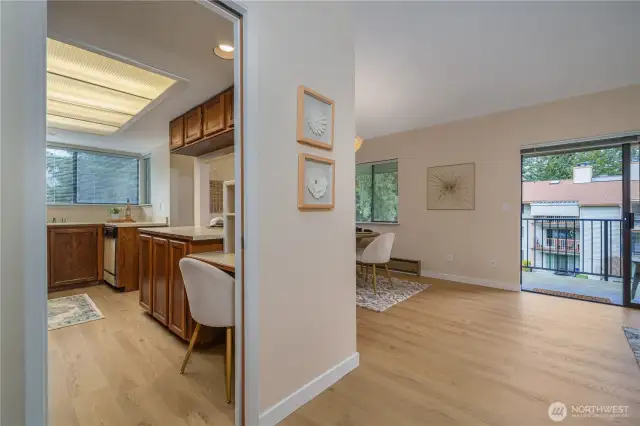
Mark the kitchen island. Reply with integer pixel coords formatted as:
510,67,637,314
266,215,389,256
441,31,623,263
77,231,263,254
138,226,224,341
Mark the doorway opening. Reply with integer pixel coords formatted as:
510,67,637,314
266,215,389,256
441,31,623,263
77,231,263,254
44,1,246,425
521,136,640,307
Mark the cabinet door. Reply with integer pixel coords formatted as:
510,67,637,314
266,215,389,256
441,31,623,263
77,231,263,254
49,227,99,287
225,89,234,129
184,107,203,144
168,240,188,338
138,234,153,312
203,95,225,136
151,237,169,325
169,116,184,150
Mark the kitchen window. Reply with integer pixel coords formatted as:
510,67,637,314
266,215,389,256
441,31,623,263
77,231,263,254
356,159,398,223
47,146,146,205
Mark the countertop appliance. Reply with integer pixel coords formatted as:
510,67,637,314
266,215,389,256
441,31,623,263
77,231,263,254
103,226,120,288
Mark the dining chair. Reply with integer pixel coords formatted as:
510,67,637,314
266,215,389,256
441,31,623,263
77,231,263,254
179,257,235,404
356,233,396,295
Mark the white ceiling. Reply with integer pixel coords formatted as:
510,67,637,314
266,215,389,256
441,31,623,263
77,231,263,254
47,1,234,154
355,1,640,140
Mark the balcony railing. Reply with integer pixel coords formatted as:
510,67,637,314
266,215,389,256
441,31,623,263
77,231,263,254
522,218,623,281
535,238,580,253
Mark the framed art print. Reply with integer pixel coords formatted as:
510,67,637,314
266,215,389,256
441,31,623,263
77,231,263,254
298,153,335,210
427,162,475,210
297,86,335,150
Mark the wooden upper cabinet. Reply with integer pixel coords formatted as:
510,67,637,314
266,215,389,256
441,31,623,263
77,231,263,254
203,95,226,137
169,116,184,150
225,89,234,129
48,226,99,288
139,233,153,313
184,106,203,144
151,237,170,325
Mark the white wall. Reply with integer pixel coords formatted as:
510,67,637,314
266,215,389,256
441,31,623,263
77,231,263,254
170,154,195,226
244,1,357,424
149,144,170,223
356,85,640,291
0,1,47,424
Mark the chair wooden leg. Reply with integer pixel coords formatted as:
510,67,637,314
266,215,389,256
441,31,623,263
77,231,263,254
225,327,233,404
372,264,377,295
180,323,201,374
384,264,394,286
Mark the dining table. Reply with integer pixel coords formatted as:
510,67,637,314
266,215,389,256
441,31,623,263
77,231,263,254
356,231,380,241
188,252,235,274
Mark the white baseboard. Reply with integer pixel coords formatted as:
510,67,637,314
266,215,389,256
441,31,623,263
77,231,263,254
259,352,360,426
421,269,520,292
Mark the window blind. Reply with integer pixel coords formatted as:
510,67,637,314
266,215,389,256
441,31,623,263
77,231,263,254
46,146,140,204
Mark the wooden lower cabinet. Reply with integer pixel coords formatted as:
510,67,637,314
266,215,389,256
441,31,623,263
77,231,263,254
138,234,153,313
48,225,103,291
151,237,170,325
168,240,188,338
138,232,223,341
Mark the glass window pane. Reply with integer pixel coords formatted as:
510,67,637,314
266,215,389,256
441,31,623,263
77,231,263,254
356,164,372,222
372,161,398,222
76,151,139,204
46,148,74,203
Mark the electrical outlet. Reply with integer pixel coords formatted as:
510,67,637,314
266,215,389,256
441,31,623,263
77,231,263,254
490,260,497,267
445,254,454,262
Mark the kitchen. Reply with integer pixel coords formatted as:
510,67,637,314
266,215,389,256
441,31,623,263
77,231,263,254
45,2,239,426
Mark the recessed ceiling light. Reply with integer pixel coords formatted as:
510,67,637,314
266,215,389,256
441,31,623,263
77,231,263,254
46,38,176,136
214,44,234,60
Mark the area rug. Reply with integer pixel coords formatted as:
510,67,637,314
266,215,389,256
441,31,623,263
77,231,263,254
356,273,430,312
623,327,640,368
532,288,614,304
48,294,104,330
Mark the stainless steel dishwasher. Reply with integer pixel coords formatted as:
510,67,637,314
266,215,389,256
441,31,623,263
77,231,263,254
103,226,120,288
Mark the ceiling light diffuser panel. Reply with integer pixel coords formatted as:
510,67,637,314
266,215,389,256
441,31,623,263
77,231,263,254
46,38,176,136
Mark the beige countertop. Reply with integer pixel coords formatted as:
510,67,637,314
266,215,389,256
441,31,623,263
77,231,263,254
188,252,235,272
47,221,166,228
138,226,224,241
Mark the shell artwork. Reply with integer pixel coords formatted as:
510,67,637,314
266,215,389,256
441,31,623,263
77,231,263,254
306,111,328,137
306,169,328,199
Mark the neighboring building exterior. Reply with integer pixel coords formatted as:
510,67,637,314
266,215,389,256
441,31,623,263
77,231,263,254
521,165,630,281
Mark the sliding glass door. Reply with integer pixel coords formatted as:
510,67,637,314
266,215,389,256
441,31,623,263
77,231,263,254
623,143,640,307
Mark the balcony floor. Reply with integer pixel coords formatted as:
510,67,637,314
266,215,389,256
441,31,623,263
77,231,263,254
521,271,640,305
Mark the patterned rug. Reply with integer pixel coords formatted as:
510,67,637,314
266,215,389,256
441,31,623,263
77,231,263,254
623,327,640,368
356,273,431,312
48,294,104,330
532,288,614,304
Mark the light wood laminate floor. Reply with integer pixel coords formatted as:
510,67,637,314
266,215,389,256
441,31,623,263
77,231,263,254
48,285,234,426
282,274,640,426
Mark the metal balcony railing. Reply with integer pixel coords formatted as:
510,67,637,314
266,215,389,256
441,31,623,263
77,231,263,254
522,218,623,281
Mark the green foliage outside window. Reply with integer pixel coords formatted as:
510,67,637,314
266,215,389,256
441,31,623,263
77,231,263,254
356,160,398,223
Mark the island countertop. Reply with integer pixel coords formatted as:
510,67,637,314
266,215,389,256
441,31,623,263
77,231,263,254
137,226,224,241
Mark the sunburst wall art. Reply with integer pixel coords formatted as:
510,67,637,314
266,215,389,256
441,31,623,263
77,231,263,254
297,85,334,150
427,163,475,210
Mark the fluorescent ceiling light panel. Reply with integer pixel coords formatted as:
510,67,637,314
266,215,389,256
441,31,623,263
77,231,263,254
47,114,120,136
47,99,133,128
46,38,176,136
47,39,175,99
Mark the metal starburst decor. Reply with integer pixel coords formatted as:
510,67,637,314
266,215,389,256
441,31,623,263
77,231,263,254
427,163,475,210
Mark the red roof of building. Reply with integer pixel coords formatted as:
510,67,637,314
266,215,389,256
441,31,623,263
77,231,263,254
522,179,637,206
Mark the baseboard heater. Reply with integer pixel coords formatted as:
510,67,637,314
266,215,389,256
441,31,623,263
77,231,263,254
387,257,421,275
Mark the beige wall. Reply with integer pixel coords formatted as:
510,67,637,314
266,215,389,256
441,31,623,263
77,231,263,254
244,0,356,418
357,85,640,290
